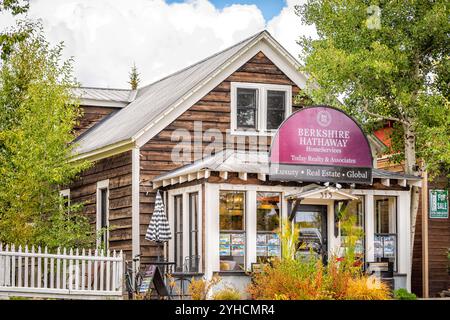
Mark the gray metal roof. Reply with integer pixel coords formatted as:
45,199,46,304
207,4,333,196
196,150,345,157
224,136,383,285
153,150,421,183
73,31,266,155
372,168,420,180
153,150,268,182
72,87,135,103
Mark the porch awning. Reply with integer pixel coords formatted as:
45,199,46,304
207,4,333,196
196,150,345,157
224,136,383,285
151,150,422,189
152,150,268,189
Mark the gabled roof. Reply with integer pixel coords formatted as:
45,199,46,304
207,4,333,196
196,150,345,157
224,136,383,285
72,30,308,160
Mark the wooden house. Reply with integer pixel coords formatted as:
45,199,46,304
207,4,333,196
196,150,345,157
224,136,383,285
67,31,421,293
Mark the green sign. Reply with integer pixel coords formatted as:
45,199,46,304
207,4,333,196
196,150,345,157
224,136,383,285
429,189,448,219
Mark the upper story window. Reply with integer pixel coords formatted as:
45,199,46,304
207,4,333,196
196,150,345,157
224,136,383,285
231,82,292,135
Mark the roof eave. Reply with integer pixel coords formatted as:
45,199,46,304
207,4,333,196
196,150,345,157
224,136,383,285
70,139,135,163
80,98,129,108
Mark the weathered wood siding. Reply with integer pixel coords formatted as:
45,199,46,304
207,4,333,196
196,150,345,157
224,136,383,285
411,175,450,297
69,151,133,259
74,105,118,137
378,158,450,297
139,52,304,262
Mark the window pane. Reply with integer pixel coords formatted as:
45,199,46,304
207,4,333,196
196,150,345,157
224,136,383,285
189,193,199,271
174,195,183,270
374,197,396,234
219,191,245,230
257,192,281,262
257,192,281,232
219,191,245,271
374,196,397,271
339,197,365,260
236,88,257,129
266,90,286,130
100,188,108,248
62,195,70,212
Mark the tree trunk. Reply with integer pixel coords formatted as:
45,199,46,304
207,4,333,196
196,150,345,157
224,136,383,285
403,123,420,266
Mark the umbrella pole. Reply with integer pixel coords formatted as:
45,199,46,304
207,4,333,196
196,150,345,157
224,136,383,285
157,242,161,262
163,242,167,262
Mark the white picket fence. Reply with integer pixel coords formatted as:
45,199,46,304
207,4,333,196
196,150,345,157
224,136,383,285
0,243,124,300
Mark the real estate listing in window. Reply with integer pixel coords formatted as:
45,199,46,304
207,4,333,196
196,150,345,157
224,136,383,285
219,191,246,271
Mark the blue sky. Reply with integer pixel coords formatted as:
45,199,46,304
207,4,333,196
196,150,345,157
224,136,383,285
167,0,286,21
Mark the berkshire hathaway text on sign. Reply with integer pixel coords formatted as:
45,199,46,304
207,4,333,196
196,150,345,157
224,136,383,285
270,106,373,184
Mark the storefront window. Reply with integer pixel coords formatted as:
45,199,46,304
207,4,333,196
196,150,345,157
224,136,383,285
338,197,365,263
219,191,245,271
374,196,397,270
256,192,281,262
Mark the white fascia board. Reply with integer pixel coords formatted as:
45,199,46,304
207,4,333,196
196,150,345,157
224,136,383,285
131,148,140,264
133,35,310,149
69,140,134,163
80,98,128,108
259,37,308,90
262,34,317,90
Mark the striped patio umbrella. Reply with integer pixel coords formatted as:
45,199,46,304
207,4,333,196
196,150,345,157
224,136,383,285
145,190,172,243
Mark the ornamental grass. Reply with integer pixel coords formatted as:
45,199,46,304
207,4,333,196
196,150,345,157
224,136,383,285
247,255,391,300
212,286,242,300
248,215,391,300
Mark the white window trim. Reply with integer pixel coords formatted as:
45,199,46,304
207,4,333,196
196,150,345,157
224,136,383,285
59,189,70,212
167,185,203,273
96,179,110,249
213,184,297,273
230,82,292,136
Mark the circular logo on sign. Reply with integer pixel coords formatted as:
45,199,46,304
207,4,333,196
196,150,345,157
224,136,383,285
316,110,332,127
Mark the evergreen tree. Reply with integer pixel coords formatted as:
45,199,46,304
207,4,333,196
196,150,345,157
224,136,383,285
128,62,140,90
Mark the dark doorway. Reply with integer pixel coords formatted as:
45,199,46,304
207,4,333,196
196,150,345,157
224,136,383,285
292,204,328,264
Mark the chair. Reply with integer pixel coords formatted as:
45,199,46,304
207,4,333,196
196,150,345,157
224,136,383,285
170,255,201,299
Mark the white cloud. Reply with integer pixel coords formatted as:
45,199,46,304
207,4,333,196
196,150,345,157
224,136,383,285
267,0,318,63
0,0,316,88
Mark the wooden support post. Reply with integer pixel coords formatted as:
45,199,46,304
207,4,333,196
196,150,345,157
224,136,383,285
421,170,429,298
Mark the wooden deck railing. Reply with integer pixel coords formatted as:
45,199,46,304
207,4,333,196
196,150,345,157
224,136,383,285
0,243,124,299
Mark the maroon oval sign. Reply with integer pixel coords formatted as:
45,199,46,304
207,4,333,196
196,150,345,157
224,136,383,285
270,106,373,184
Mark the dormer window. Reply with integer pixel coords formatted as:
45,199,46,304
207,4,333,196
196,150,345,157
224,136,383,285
231,82,292,135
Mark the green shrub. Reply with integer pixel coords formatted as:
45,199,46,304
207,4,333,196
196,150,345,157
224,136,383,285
393,289,417,300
